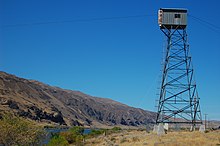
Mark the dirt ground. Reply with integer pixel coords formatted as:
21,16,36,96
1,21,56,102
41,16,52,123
84,130,220,146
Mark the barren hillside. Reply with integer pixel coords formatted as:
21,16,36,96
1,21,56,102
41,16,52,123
0,71,156,127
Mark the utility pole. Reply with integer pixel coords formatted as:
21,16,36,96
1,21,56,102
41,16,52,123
204,114,208,129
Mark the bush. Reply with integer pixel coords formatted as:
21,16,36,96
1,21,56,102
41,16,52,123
59,126,84,144
60,131,76,143
112,127,122,131
69,126,84,135
0,113,44,146
86,127,122,138
90,129,105,135
75,135,84,145
47,135,69,146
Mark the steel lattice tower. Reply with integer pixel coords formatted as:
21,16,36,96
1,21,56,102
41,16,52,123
156,8,202,129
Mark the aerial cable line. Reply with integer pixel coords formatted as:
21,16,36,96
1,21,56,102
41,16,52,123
2,14,155,28
188,14,220,29
188,14,220,34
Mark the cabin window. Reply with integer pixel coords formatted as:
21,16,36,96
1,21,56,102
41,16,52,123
175,14,181,18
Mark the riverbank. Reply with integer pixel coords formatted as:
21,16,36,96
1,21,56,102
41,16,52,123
83,129,220,146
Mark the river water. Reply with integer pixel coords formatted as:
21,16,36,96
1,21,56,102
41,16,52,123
41,128,91,145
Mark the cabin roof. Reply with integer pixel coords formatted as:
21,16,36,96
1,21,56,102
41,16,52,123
160,8,187,13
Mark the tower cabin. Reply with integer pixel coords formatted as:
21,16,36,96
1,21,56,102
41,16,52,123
158,8,187,29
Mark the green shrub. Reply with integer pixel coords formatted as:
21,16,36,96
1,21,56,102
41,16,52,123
86,127,121,138
112,127,122,131
69,126,84,135
83,129,105,139
59,126,84,144
47,135,69,146
60,131,75,143
75,135,84,145
0,113,44,146
90,129,104,135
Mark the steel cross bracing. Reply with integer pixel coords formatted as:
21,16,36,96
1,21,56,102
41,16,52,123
156,25,202,128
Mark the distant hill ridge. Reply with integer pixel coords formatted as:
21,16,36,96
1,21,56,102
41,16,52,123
0,71,156,127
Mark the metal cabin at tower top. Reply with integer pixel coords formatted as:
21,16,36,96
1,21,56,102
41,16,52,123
158,8,187,29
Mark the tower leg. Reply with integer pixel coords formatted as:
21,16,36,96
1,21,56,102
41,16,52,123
156,25,202,128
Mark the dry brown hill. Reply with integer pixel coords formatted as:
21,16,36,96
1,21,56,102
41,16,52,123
0,71,156,127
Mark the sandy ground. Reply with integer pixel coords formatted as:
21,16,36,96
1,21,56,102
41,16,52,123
84,130,220,146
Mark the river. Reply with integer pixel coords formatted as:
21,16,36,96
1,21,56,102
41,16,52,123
41,128,92,145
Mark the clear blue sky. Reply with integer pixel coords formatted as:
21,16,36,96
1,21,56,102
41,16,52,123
1,0,220,120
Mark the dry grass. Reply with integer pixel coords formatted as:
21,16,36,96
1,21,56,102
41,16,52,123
84,130,220,146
